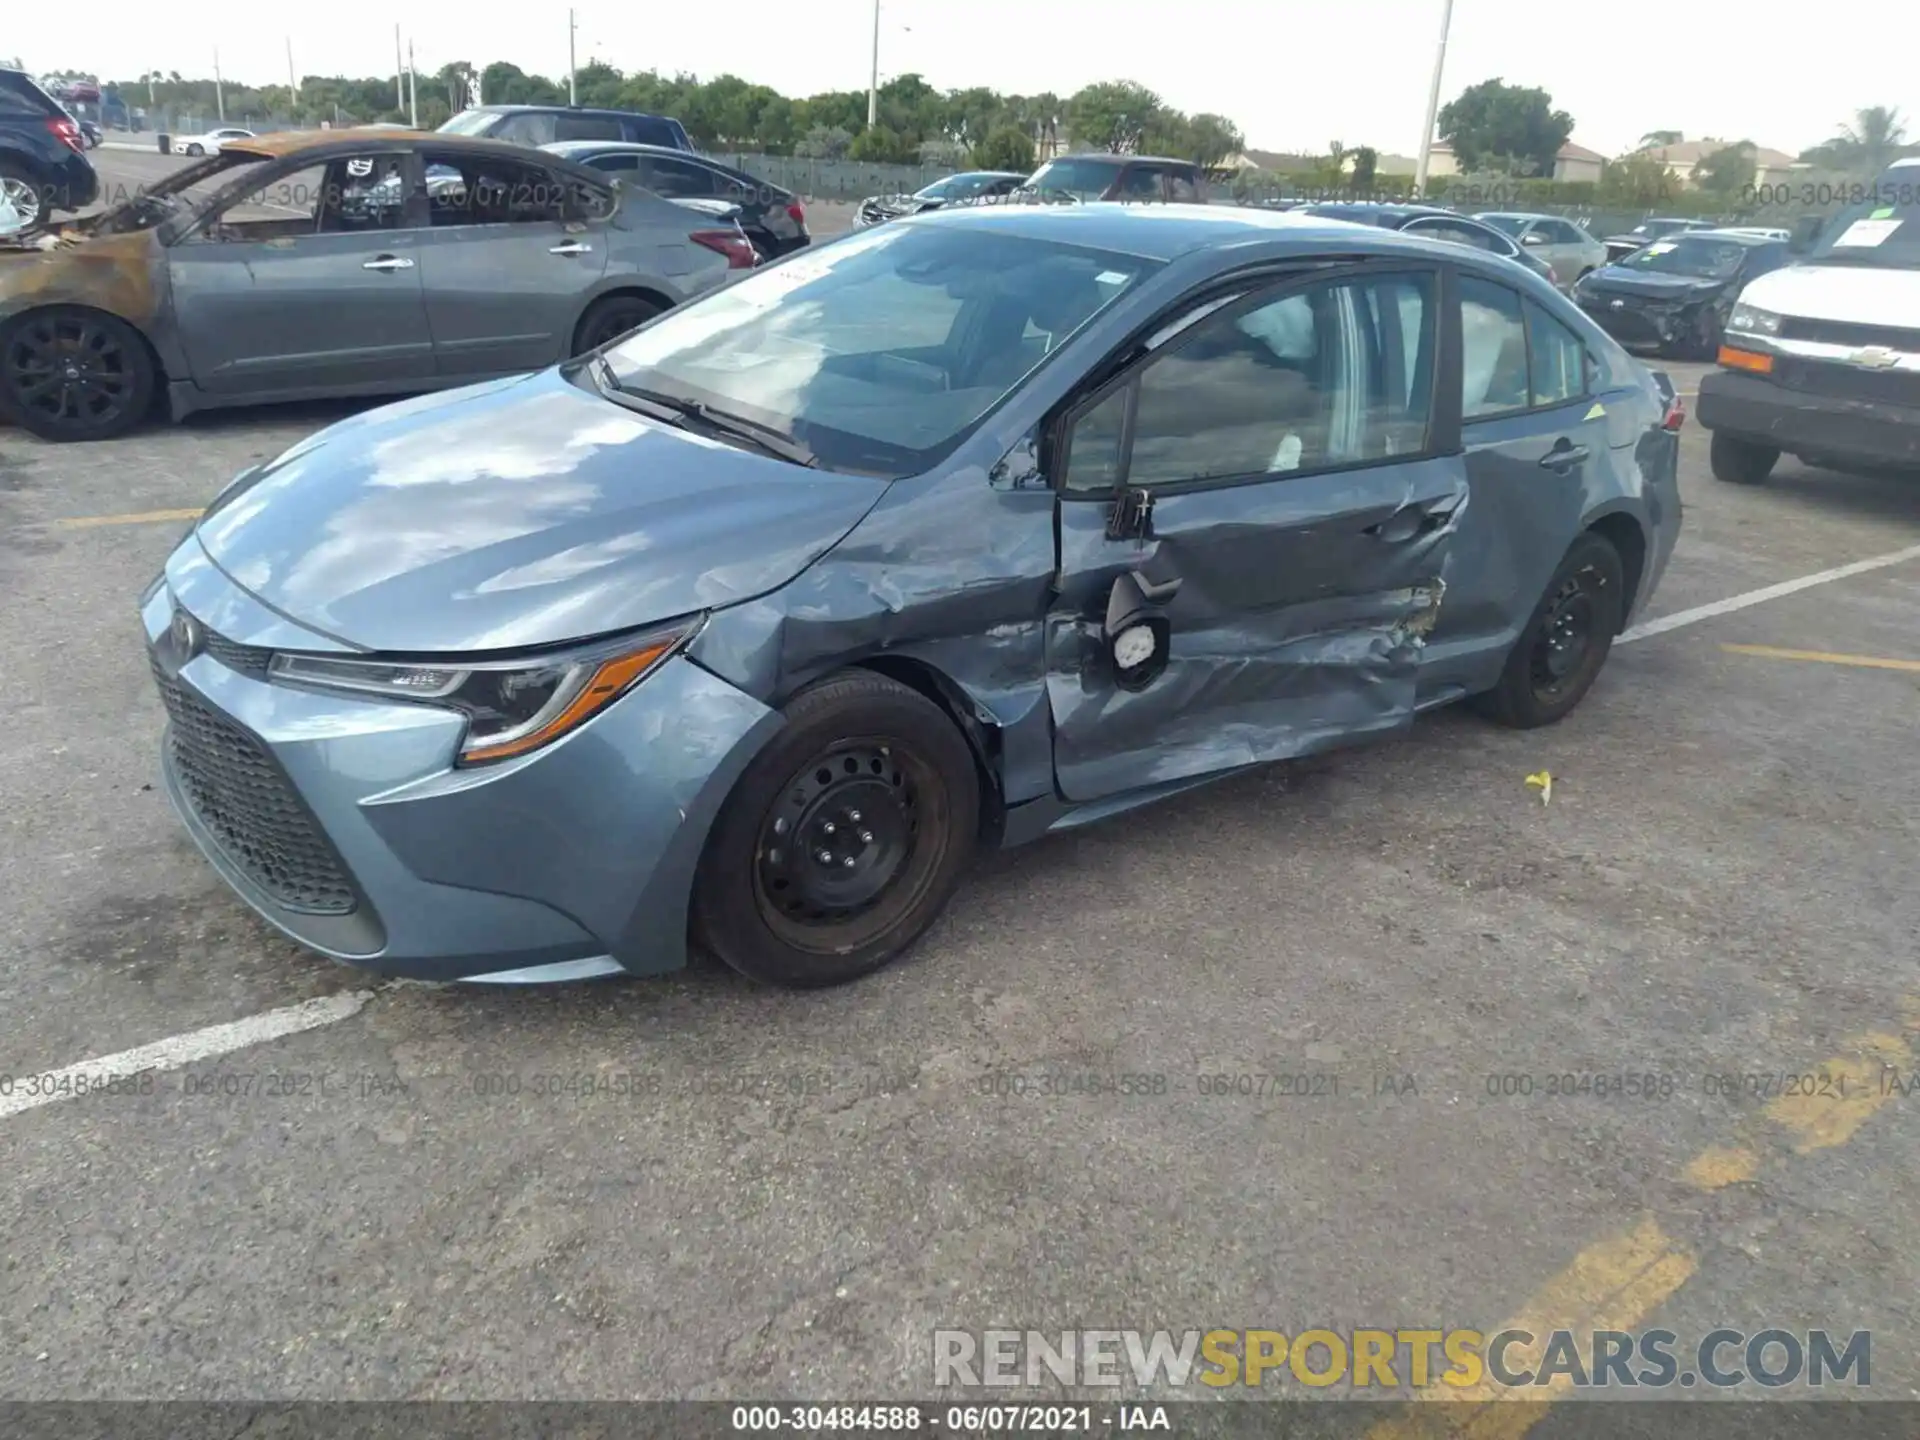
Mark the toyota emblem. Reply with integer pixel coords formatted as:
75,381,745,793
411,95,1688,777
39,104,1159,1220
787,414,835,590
170,608,202,657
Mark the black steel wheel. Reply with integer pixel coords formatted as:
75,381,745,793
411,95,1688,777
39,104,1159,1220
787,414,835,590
692,671,979,988
0,307,157,442
571,294,665,356
1473,531,1625,729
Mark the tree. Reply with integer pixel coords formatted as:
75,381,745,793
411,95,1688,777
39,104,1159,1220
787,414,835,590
847,124,916,164
1184,113,1245,167
1638,130,1682,150
1437,78,1573,176
794,123,853,159
1600,151,1672,204
1067,81,1164,153
1695,141,1756,195
972,125,1035,174
1350,145,1378,191
1800,105,1911,175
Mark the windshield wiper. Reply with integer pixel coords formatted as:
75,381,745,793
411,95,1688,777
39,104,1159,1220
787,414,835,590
593,373,817,467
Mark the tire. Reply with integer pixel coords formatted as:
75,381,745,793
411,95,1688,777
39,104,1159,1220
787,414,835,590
0,306,157,442
691,670,980,989
0,160,47,237
1709,431,1778,486
571,294,664,356
1472,531,1626,729
185,143,205,156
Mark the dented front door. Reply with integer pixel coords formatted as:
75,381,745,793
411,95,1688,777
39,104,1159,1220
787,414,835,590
1043,267,1464,804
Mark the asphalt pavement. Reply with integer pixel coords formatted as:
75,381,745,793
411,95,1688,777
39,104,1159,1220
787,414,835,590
3,210,1920,1424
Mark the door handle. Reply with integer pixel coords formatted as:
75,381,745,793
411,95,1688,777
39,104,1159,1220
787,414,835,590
1365,499,1457,543
1539,440,1590,471
361,255,414,271
549,241,593,255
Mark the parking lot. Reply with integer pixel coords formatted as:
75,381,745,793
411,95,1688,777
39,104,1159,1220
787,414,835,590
3,152,1920,1419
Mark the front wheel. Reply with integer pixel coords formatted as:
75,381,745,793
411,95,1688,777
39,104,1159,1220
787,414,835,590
0,307,157,442
1709,431,1779,485
184,142,205,156
1472,531,1626,729
0,161,45,237
691,671,980,988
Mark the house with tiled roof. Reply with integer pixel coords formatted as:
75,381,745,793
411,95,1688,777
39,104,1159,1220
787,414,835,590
1636,137,1803,188
1414,137,1608,182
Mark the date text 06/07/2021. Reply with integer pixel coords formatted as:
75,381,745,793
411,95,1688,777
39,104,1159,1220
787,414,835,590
727,1404,1171,1432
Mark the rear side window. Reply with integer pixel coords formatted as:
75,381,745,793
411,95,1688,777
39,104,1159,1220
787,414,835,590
628,117,683,148
1524,300,1592,406
553,113,624,142
1166,169,1203,202
1115,166,1165,200
639,157,720,200
0,71,63,117
1460,276,1530,418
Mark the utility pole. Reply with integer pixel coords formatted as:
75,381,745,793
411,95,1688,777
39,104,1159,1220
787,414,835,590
568,10,578,106
1413,0,1455,196
867,0,880,128
213,47,224,121
285,38,298,116
395,25,405,109
407,40,418,128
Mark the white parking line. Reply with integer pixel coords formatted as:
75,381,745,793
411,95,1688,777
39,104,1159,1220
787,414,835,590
1620,544,1920,644
0,990,374,1121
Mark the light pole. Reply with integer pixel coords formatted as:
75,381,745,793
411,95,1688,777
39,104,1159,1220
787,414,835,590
867,0,880,128
407,40,418,128
213,47,224,122
568,9,578,106
1413,0,1455,196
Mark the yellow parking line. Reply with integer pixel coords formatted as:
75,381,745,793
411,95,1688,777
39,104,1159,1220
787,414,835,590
52,507,202,530
1765,1031,1912,1154
1720,643,1920,674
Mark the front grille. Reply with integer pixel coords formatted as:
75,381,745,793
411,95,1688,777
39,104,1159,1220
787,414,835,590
202,628,273,676
1774,357,1920,409
150,652,357,915
1778,317,1920,351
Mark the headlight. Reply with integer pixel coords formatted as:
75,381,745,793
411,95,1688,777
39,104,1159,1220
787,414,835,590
1727,304,1781,337
267,618,700,766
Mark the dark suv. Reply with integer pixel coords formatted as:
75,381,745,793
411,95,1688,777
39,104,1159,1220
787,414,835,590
439,105,693,152
0,68,99,235
1019,153,1208,203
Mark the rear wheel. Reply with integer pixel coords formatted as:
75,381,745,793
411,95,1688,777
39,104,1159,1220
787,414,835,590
0,161,45,237
1473,531,1626,729
1709,432,1779,485
691,671,979,989
572,294,664,356
0,307,157,442
184,142,205,156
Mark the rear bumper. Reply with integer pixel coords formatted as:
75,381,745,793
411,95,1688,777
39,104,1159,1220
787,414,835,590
1696,368,1920,469
146,543,783,983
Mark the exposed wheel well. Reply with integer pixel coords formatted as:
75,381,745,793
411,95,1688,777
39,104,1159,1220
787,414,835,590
848,656,1002,838
0,302,169,396
572,287,675,352
1585,512,1646,631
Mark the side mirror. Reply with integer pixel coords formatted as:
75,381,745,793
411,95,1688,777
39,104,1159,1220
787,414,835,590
1103,570,1180,692
1789,215,1822,255
1521,231,1546,246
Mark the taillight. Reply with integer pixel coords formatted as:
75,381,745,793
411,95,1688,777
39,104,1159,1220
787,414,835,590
690,228,757,269
1662,394,1686,432
785,201,806,226
46,117,83,153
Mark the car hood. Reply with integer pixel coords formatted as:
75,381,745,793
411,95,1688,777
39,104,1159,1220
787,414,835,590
193,369,890,655
1582,266,1726,300
1738,262,1920,326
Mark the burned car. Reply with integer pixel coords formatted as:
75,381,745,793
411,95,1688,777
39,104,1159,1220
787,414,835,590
0,129,753,441
143,206,1683,990
853,170,1028,228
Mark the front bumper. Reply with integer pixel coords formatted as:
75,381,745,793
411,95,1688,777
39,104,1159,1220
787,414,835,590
1696,366,1920,470
144,542,782,982
1577,296,1696,350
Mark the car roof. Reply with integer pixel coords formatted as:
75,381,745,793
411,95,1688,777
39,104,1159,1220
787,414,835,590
544,140,708,158
462,103,674,119
1476,211,1559,221
1671,229,1781,245
938,170,1027,181
218,128,582,162
905,200,1536,267
1303,202,1459,223
1036,153,1197,168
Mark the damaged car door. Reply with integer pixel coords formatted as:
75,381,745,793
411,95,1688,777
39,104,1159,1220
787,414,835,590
1044,265,1464,803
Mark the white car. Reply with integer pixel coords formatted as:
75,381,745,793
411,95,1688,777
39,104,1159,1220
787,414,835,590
169,126,255,156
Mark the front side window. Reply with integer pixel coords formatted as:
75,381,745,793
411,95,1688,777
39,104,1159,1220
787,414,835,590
190,153,407,241
1065,271,1436,492
603,223,1153,477
436,110,498,136
585,152,640,174
1115,166,1165,200
491,112,557,147
1166,170,1202,202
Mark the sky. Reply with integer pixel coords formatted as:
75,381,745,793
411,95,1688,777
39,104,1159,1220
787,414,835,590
10,1,1907,160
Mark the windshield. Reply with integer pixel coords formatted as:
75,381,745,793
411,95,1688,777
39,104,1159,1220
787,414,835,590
1477,214,1527,238
915,174,988,201
438,110,498,136
1808,195,1920,270
602,223,1156,477
1023,158,1120,201
1620,237,1749,278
